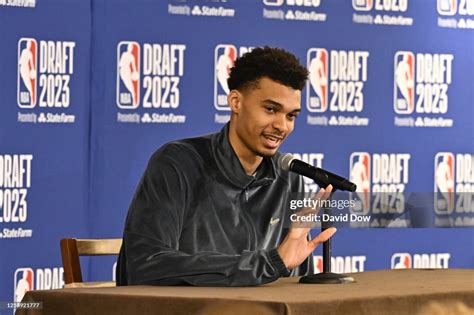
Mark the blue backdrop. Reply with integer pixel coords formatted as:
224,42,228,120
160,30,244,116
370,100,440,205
1,0,473,306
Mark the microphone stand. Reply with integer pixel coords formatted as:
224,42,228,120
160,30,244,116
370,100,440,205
299,189,355,284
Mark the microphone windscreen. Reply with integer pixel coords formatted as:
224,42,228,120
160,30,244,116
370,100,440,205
278,153,295,172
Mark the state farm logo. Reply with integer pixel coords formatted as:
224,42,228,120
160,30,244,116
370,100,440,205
291,153,324,192
350,152,410,218
117,41,140,109
17,38,75,109
391,253,450,269
167,0,236,18
393,51,454,128
313,255,366,273
352,0,408,12
434,153,473,217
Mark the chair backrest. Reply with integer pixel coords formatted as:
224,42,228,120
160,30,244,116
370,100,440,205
60,238,122,288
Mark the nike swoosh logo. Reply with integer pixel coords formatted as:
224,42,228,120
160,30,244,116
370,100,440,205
270,217,280,225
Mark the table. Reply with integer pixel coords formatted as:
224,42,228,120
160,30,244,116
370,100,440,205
18,269,474,315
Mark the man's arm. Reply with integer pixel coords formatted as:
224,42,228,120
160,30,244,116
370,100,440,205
121,146,288,286
123,231,288,286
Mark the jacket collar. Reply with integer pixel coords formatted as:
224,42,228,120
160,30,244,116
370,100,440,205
212,123,276,189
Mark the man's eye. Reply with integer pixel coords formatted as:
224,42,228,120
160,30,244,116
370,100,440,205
266,107,275,113
287,113,298,120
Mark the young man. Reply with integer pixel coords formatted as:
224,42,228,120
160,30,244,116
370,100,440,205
116,47,336,286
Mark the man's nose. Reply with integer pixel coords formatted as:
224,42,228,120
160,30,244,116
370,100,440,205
272,113,288,133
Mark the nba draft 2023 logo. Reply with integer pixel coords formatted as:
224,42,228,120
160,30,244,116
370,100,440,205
393,51,454,128
262,0,327,22
17,37,76,124
434,153,473,226
306,48,370,127
437,0,474,29
351,0,414,26
349,152,410,226
116,41,187,124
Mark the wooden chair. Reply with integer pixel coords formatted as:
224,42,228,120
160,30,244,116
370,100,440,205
60,238,122,288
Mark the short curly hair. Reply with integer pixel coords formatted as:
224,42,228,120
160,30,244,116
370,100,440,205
227,46,308,92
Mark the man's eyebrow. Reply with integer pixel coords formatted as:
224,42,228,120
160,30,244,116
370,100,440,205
262,99,283,108
262,99,301,113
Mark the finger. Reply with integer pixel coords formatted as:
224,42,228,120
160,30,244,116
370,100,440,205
326,184,333,193
303,185,333,215
309,227,337,248
320,184,333,202
295,187,326,217
312,187,326,202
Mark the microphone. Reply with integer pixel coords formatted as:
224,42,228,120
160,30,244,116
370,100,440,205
278,153,357,192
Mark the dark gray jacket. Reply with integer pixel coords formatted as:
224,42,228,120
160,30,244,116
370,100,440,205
116,124,312,286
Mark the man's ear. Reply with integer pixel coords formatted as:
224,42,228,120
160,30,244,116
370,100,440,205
227,90,242,114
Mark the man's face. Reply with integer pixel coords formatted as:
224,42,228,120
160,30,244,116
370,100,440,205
230,77,301,158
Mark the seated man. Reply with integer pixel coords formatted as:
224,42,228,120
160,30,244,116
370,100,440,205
116,46,336,286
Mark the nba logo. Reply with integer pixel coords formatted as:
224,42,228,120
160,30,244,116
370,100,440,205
117,41,140,109
313,255,324,273
307,48,328,113
350,152,371,214
214,44,237,111
437,0,457,15
434,152,455,215
14,268,34,303
391,253,412,269
352,0,373,11
17,38,37,108
263,0,285,6
394,51,415,114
